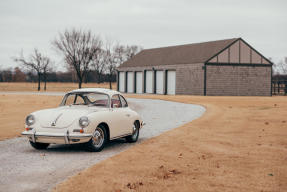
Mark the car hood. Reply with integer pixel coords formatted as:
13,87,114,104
34,106,101,128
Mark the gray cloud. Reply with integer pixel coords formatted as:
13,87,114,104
0,0,286,70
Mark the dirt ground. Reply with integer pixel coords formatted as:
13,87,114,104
0,94,62,140
0,82,116,92
0,89,286,192
53,95,287,192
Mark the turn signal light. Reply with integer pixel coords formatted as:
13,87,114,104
73,129,84,133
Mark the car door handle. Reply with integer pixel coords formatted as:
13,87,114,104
126,114,130,117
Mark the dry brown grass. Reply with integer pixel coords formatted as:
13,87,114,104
0,82,116,92
0,91,286,192
54,95,287,192
0,94,62,140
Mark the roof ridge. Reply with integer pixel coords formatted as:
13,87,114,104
118,38,243,68
142,38,240,51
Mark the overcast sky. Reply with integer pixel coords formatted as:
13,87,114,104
0,0,286,71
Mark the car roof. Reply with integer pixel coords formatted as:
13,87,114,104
68,88,122,96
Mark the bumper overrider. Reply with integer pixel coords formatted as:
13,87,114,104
21,129,92,144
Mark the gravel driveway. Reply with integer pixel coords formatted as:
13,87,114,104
0,97,205,192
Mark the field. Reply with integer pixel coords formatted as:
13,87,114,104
0,94,62,140
0,83,286,191
0,82,116,92
55,95,287,192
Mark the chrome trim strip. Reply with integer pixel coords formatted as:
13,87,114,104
21,131,92,138
69,135,92,138
51,113,63,127
110,133,132,140
64,129,69,144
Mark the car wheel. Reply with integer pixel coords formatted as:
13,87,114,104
126,121,139,143
29,141,50,150
86,125,107,152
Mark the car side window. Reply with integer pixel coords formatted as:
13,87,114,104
111,95,122,108
65,94,76,105
63,94,85,106
74,95,85,105
119,95,128,107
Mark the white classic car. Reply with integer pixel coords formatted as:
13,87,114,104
22,88,144,152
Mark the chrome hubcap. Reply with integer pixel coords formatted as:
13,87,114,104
92,128,104,148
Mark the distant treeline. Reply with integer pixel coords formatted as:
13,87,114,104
0,67,116,83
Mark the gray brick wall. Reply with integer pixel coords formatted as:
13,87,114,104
175,63,204,95
118,63,205,95
206,65,271,96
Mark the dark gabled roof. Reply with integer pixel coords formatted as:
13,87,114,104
119,38,239,68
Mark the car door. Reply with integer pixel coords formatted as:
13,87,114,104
109,94,131,138
119,95,134,134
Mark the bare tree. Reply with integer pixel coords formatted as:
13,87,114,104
103,40,120,90
279,57,287,74
114,44,126,65
42,57,52,91
272,57,287,75
125,45,143,60
104,50,115,89
91,48,107,83
14,49,45,91
101,42,143,89
52,29,102,88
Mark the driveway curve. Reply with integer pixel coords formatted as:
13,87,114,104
0,98,205,192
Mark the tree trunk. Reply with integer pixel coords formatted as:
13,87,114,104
96,71,101,84
77,71,83,89
37,73,41,91
44,73,47,91
78,80,82,89
84,71,89,84
109,74,112,90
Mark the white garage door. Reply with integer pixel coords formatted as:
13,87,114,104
119,72,125,92
167,71,176,95
145,71,153,93
127,72,134,93
136,72,143,94
156,71,164,94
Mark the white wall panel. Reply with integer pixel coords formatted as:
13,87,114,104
167,71,176,95
156,71,164,94
119,72,125,92
127,72,134,93
145,71,153,93
136,72,143,93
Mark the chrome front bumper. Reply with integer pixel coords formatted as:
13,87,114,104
21,130,92,144
141,121,146,128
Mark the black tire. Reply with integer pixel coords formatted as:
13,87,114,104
126,121,139,143
29,141,50,150
86,125,107,152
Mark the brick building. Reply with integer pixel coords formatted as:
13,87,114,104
117,38,272,96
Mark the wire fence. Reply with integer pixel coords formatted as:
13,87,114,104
272,80,287,95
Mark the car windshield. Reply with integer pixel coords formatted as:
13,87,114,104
61,92,109,108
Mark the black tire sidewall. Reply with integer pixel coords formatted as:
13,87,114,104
126,122,139,143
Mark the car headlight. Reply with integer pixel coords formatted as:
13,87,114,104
79,116,89,128
26,115,35,126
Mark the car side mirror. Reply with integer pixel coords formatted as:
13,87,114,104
113,104,118,108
